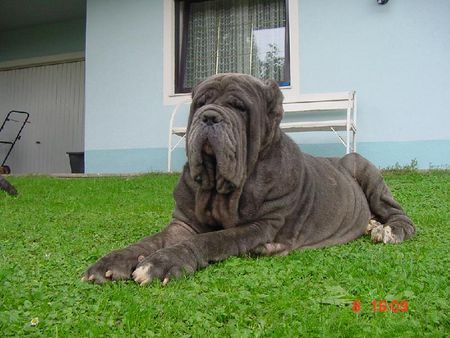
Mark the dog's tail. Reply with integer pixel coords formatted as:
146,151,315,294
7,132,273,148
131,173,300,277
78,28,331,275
0,176,17,196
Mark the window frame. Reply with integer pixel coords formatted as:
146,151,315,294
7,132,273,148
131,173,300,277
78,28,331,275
163,0,300,105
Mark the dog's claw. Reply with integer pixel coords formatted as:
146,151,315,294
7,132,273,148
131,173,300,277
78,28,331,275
368,221,401,244
381,225,400,244
105,270,113,278
132,264,152,285
162,277,170,286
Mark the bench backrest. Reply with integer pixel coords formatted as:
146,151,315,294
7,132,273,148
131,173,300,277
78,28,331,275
282,91,355,114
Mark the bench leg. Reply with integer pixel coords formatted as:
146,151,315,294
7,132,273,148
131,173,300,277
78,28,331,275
346,128,351,154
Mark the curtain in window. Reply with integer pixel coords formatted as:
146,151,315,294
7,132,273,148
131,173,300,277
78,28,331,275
183,0,288,90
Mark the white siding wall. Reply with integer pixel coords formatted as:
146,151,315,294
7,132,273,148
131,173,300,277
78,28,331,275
0,61,85,174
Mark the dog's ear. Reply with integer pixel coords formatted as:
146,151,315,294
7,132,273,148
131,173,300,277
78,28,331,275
263,79,284,122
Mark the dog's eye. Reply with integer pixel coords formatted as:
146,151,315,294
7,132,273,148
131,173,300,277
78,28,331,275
230,99,246,112
195,97,206,108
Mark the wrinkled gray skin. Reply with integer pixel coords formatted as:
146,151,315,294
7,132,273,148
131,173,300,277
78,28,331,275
83,74,415,285
0,176,17,196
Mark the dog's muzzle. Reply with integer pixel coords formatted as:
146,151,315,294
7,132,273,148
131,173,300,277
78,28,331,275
187,106,244,194
200,110,223,126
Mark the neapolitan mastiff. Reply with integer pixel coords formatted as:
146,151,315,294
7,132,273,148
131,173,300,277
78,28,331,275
83,74,415,285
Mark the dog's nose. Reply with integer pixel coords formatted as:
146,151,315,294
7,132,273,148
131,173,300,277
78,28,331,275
201,110,222,126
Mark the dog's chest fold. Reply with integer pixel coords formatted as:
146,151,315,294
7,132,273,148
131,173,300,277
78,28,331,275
194,189,243,229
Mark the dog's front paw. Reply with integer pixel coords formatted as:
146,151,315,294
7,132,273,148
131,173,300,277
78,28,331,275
82,250,144,284
132,245,197,286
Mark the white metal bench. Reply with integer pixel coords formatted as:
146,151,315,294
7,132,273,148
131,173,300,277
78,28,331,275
168,91,357,172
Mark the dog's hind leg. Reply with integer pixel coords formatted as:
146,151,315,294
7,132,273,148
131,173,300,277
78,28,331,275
340,153,415,243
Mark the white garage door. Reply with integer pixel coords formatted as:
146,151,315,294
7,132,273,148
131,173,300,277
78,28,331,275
0,61,85,174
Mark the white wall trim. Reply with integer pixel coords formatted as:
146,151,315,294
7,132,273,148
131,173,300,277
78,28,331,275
163,0,184,105
285,0,301,102
162,0,301,106
0,52,85,71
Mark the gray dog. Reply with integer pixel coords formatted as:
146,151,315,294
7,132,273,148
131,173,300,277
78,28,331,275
83,74,415,285
0,176,17,196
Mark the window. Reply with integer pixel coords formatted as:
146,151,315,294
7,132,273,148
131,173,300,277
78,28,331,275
175,0,290,93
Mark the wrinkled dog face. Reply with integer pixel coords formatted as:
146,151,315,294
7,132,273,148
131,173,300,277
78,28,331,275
186,73,284,194
187,83,247,194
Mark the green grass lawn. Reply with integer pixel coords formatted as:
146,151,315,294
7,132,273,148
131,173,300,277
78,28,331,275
1,171,449,337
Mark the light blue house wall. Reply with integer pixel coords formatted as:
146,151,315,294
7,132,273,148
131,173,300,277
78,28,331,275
85,0,172,173
297,0,450,168
84,0,450,172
